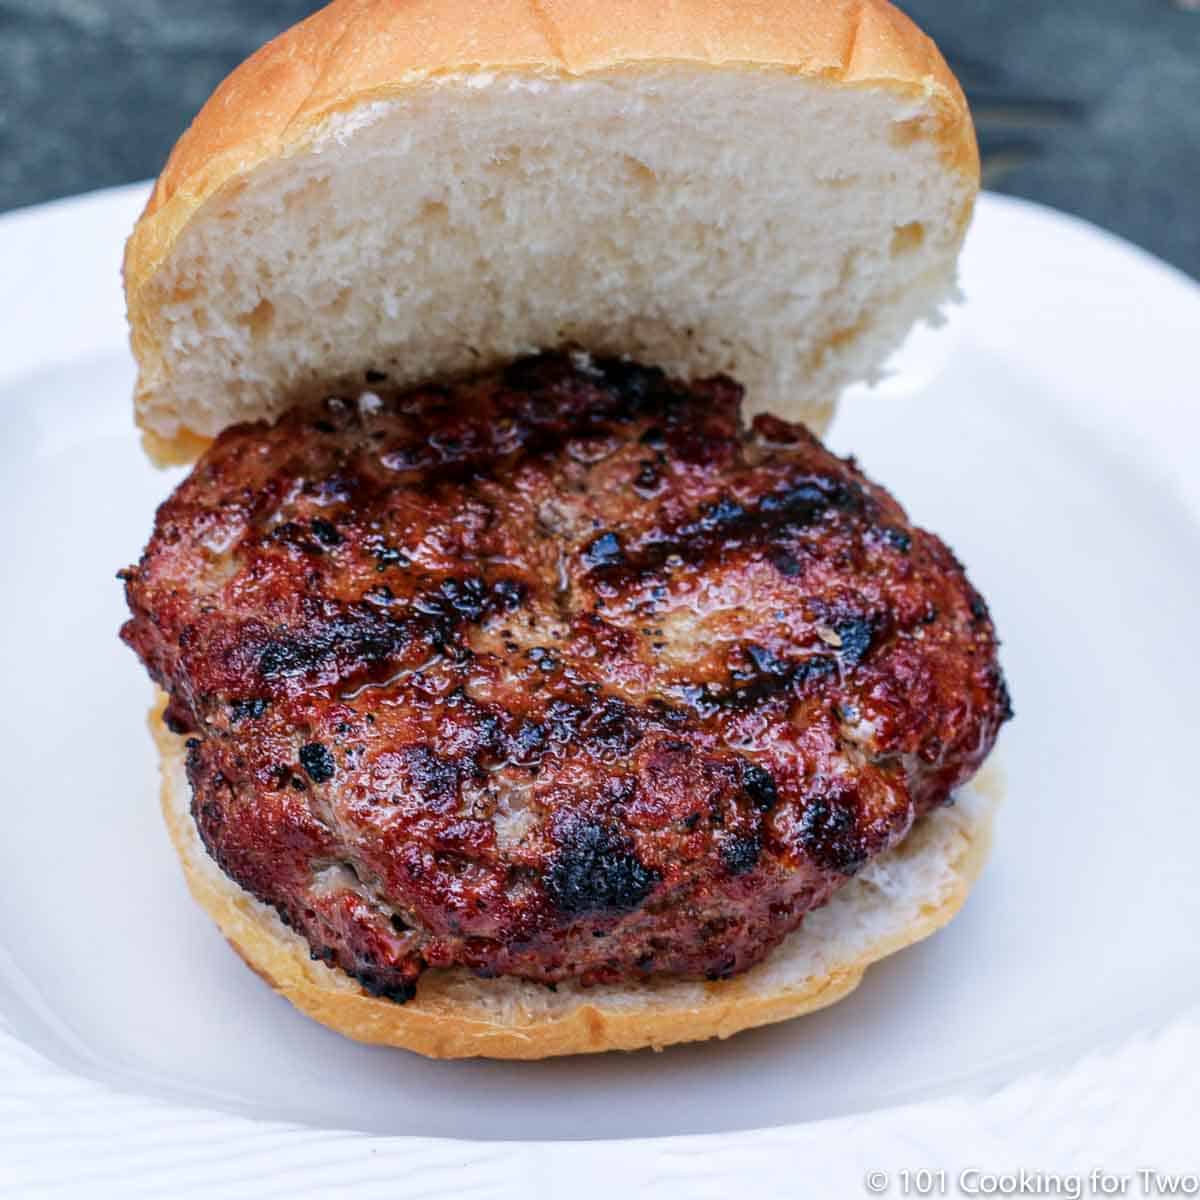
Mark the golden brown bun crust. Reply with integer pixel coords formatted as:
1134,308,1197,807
124,0,977,329
152,703,996,1060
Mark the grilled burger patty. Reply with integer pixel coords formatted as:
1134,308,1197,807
121,353,1010,1002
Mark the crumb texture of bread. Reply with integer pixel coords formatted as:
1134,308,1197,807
153,704,997,1060
125,0,979,446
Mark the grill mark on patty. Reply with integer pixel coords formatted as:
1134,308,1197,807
360,353,721,487
255,575,526,689
502,354,685,425
673,652,838,718
584,475,868,595
257,609,420,681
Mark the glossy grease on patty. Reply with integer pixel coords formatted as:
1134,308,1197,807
121,354,1010,1001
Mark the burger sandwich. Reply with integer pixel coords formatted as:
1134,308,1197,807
119,0,1011,1059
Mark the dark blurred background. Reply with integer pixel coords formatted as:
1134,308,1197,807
1,0,1197,277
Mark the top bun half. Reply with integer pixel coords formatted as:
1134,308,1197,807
124,0,978,451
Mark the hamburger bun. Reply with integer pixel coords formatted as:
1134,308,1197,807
125,0,978,453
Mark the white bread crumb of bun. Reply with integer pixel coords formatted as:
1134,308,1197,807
125,0,979,455
152,707,999,1060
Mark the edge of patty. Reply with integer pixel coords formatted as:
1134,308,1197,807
153,697,1000,1059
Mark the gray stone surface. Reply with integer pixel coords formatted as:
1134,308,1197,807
1,0,1197,277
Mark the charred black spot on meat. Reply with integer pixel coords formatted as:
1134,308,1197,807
527,646,558,673
633,462,660,493
704,496,746,526
444,692,505,764
267,521,325,556
310,518,342,547
759,483,828,526
742,763,779,812
401,745,460,809
994,667,1015,722
758,478,853,529
544,699,586,745
798,797,867,874
760,476,861,527
582,532,623,569
420,576,525,632
299,742,335,783
546,820,660,915
426,576,490,622
230,697,268,722
770,550,804,577
834,617,874,667
354,969,418,1005
491,578,526,611
584,697,643,756
883,525,912,553
595,358,668,412
258,636,320,678
744,644,790,677
721,833,762,877
371,542,410,570
389,912,410,933
510,720,548,764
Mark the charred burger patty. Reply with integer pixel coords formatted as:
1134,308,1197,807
121,354,1010,1003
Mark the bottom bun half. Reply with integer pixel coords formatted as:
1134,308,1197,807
153,706,999,1060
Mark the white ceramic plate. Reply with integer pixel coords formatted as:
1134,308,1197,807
1,186,1198,1196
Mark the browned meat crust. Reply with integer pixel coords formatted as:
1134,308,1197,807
120,354,1010,1002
